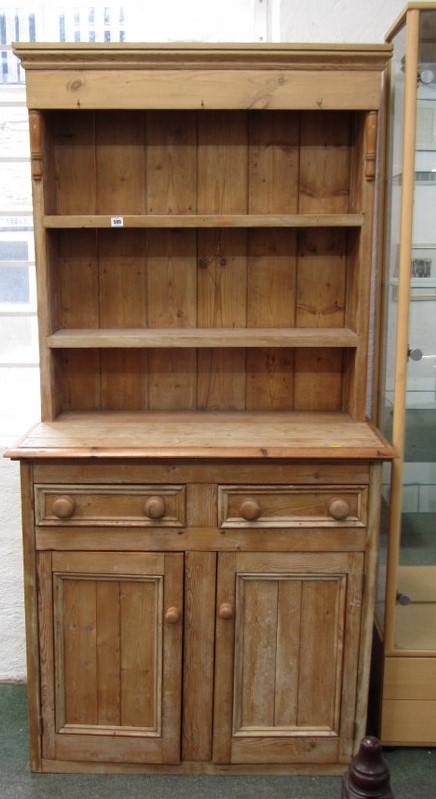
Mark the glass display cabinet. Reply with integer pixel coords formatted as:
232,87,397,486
373,2,436,745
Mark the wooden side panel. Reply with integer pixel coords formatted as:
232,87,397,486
345,112,375,419
146,230,197,409
95,111,145,214
52,111,96,214
182,552,216,761
99,230,147,409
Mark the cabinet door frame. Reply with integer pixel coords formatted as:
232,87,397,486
38,550,183,765
213,551,364,765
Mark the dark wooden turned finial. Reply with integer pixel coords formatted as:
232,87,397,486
341,736,394,798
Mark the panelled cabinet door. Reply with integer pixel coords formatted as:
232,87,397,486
37,551,183,765
213,551,364,765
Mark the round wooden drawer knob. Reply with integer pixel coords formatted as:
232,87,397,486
328,498,351,521
218,602,233,620
165,606,180,624
144,495,166,520
52,496,75,519
240,498,261,521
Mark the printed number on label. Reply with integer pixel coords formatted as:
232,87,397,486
111,216,124,228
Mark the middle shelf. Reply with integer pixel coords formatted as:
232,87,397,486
47,327,360,348
43,214,365,229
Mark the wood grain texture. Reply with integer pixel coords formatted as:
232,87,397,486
182,552,216,761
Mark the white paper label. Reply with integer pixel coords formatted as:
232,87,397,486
111,216,124,228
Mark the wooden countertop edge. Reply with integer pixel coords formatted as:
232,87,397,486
4,445,396,461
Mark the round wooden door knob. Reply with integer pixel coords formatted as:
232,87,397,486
328,498,351,521
218,602,233,620
165,606,180,624
144,495,166,520
240,498,261,521
52,495,76,519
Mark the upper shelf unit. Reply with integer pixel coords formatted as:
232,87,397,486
15,43,391,424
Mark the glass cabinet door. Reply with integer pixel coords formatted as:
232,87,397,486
379,6,436,656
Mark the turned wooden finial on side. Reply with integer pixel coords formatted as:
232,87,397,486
342,736,394,798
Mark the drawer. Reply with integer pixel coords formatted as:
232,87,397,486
35,484,186,527
218,485,367,528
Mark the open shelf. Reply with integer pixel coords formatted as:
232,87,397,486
47,327,360,349
43,214,365,229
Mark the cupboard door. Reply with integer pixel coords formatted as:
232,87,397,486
38,551,183,764
213,551,363,764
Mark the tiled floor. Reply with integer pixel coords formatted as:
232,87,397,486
1,683,435,799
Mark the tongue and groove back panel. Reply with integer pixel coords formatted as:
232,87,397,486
41,109,365,416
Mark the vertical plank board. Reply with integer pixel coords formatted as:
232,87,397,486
59,350,101,411
297,579,340,729
338,554,363,760
299,111,351,214
95,111,145,214
162,553,184,763
147,230,197,409
294,349,343,411
246,229,296,409
198,111,248,214
182,552,216,761
98,229,148,409
145,110,197,213
120,579,158,729
236,577,278,730
62,578,98,725
57,229,101,411
248,110,299,213
295,230,347,330
274,578,302,727
53,111,96,214
294,228,347,410
197,229,247,409
212,552,237,764
58,230,99,329
96,581,121,726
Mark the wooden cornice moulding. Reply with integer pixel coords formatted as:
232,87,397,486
13,43,391,111
13,42,392,72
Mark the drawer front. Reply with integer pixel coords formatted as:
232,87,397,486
218,485,367,528
35,484,186,527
